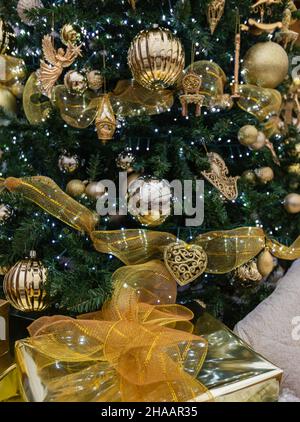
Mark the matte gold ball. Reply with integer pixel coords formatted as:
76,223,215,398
238,125,258,147
284,193,300,214
3,250,48,312
85,181,106,199
128,26,185,90
66,179,87,197
254,167,274,183
251,131,266,151
242,42,289,88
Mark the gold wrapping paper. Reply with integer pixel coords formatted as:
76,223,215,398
14,261,209,402
12,307,282,402
2,176,300,274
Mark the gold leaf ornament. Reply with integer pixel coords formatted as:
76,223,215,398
164,242,208,286
201,152,239,201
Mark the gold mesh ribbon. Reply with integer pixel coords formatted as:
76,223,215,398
16,261,209,402
2,176,300,273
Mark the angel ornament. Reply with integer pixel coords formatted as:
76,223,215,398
275,8,299,50
38,33,82,97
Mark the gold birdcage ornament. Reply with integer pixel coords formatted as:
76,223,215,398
207,0,226,34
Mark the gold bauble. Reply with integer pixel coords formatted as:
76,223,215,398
284,193,300,214
58,152,80,174
3,250,48,312
17,0,44,26
0,87,17,122
242,170,257,184
257,249,275,278
87,70,103,91
66,179,87,197
238,125,258,147
60,24,80,46
127,176,171,227
251,132,266,151
64,70,88,95
85,181,106,199
128,25,185,91
242,42,289,89
254,167,274,183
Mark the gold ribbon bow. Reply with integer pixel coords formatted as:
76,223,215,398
2,176,300,278
15,261,208,402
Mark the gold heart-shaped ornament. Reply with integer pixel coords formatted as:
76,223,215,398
163,242,208,286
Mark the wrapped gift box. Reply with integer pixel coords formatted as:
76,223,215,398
193,311,282,402
12,304,282,402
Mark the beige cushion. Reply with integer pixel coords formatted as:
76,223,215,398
234,260,300,398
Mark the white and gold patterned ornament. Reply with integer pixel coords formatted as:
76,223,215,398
58,151,80,174
64,70,88,95
164,242,208,286
87,70,103,92
0,204,12,223
116,149,136,172
17,0,44,26
202,152,239,201
180,71,205,117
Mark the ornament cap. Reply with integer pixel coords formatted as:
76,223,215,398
29,250,37,259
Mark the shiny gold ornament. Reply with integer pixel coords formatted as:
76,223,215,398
128,25,185,91
85,181,106,200
235,259,263,283
116,149,136,172
202,152,239,201
254,166,274,183
242,170,257,184
17,0,44,26
242,42,289,88
0,55,27,96
207,0,225,34
164,242,208,286
257,248,275,278
127,176,172,227
3,250,48,312
66,179,87,197
64,70,87,95
0,204,12,223
23,72,51,125
275,8,298,50
39,34,82,96
284,193,300,214
179,71,205,117
95,94,116,142
60,24,80,46
87,70,103,92
58,152,80,174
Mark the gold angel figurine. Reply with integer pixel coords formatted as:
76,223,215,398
39,35,82,97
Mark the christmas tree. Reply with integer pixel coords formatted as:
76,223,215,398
1,0,300,329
